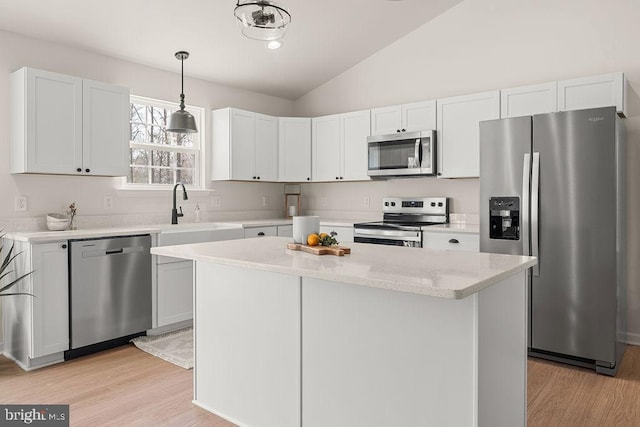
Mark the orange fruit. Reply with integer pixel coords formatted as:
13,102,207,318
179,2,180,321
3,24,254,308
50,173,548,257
319,233,328,239
307,233,320,246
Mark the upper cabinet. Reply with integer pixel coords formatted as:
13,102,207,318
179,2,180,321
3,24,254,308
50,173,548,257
212,108,278,181
279,117,312,182
501,82,558,118
370,100,436,136
10,67,130,176
436,91,500,178
312,110,370,182
558,72,627,118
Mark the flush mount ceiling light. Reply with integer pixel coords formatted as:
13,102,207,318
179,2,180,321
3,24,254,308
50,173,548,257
167,51,198,134
234,1,291,41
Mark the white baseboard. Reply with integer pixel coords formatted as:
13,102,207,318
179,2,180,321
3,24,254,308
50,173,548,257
624,332,640,346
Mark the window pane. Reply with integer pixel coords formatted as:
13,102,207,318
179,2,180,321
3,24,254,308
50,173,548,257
174,133,195,147
130,148,149,166
129,167,149,184
150,126,168,145
131,103,146,123
130,123,146,143
150,168,173,184
151,150,172,167
176,169,194,185
151,107,171,127
176,152,196,168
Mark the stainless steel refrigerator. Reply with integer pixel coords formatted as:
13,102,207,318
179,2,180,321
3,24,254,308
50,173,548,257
479,106,626,375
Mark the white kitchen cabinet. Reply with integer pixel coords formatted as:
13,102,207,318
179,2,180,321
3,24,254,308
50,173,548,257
2,239,69,369
10,67,129,176
312,115,341,182
423,231,479,252
212,108,278,181
277,225,293,238
558,72,627,117
279,117,312,182
312,110,370,182
319,225,354,243
436,91,500,178
244,226,278,238
154,227,244,330
370,100,436,136
501,82,558,118
157,261,193,327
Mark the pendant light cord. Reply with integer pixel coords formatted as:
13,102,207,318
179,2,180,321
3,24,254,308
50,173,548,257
179,56,185,111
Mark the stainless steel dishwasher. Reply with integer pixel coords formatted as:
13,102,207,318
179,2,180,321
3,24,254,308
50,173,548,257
66,234,152,358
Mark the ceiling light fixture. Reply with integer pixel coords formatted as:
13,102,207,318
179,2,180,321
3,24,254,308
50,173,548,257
167,51,198,134
234,1,291,42
266,40,283,50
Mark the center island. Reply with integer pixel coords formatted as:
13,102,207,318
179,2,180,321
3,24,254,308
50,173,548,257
151,236,537,427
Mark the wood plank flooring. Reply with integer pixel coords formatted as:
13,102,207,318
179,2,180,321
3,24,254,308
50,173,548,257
0,344,233,426
1,344,639,426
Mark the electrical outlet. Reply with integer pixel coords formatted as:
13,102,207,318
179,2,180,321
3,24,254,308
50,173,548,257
103,196,113,210
321,196,327,207
14,196,27,212
363,196,370,208
262,196,269,208
212,196,222,208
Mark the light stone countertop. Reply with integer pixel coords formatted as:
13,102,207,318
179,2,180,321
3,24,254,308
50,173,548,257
3,218,366,243
151,236,536,299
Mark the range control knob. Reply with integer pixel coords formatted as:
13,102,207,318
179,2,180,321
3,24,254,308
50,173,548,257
384,202,389,206
391,202,396,207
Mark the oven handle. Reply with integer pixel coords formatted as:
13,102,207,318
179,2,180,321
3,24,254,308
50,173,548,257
354,228,421,241
415,139,421,167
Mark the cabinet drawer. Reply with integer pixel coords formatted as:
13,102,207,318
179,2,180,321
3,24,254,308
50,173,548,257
244,226,277,238
423,232,479,252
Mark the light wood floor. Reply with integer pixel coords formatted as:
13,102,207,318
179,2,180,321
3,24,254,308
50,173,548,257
2,344,640,426
0,344,233,426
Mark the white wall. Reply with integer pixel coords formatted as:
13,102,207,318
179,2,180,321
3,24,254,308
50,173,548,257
293,0,640,344
0,29,296,230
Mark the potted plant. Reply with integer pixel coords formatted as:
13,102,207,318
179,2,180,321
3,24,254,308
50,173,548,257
0,233,33,297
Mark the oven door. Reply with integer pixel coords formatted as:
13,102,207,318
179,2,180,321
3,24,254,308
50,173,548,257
367,130,435,177
353,228,422,248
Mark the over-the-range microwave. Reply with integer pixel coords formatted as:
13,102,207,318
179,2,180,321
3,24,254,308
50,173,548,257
367,130,436,177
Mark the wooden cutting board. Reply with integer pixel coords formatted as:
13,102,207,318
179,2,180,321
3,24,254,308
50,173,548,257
287,243,351,256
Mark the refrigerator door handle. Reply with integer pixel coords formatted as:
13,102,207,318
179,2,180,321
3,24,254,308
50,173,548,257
531,152,540,276
522,153,531,257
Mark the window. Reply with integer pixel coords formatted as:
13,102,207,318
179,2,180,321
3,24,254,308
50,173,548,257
127,96,204,187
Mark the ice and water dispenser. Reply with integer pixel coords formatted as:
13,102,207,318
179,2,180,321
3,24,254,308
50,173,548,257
489,197,520,240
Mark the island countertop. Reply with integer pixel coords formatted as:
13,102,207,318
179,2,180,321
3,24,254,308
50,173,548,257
151,236,536,299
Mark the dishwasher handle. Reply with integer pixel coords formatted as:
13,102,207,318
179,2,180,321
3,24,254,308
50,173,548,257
81,245,147,258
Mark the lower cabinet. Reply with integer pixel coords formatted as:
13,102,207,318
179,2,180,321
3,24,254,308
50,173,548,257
2,240,69,369
277,225,293,237
423,231,479,252
157,261,193,327
244,226,278,238
319,225,354,243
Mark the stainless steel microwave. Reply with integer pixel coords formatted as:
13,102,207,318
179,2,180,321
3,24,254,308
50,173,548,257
367,130,436,177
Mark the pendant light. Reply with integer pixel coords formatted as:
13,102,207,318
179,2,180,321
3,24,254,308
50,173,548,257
167,51,198,134
234,1,291,41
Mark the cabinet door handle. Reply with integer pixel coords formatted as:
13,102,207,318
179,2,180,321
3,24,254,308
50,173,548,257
402,128,406,132
77,168,82,173
339,177,343,180
85,168,90,173
257,176,260,180
307,177,310,181
448,238,459,244
257,232,265,236
61,244,67,249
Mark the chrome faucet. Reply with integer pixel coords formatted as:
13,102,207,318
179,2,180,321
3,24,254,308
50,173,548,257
171,183,188,224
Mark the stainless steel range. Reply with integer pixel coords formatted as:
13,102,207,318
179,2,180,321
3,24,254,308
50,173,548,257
354,197,448,247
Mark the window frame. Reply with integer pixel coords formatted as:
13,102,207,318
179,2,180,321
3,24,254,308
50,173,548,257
123,95,205,190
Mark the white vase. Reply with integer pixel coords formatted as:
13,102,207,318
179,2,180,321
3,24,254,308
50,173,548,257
292,216,319,244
